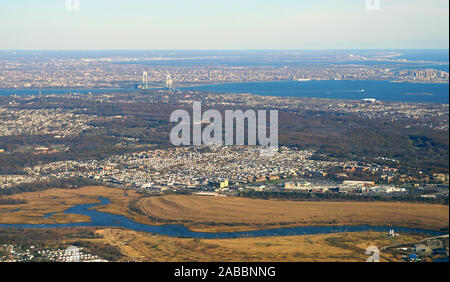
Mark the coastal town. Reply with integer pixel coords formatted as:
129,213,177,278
0,51,448,90
0,89,448,202
0,144,445,199
0,244,108,262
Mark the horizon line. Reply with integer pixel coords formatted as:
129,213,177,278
0,48,449,51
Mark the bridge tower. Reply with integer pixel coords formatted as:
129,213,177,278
166,73,173,88
142,71,148,89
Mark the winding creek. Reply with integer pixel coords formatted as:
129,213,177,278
0,197,446,239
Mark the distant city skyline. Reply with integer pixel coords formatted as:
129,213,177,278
0,0,448,50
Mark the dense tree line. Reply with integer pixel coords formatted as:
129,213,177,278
277,110,449,174
0,227,123,261
0,227,98,246
0,177,100,196
238,190,449,205
71,240,123,261
1,97,448,177
0,198,26,205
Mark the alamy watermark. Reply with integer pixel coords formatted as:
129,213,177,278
366,0,380,11
66,0,80,11
365,246,380,262
170,102,278,156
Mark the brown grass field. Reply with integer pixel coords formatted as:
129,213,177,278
0,186,448,233
91,228,426,262
0,186,448,261
0,186,150,225
139,194,449,232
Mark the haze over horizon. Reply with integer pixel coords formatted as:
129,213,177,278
1,0,448,50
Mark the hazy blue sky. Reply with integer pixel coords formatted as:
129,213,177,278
0,0,448,49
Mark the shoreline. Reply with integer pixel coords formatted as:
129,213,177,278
0,78,449,92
